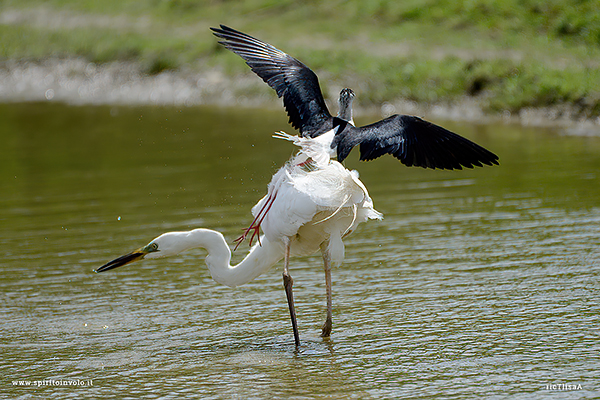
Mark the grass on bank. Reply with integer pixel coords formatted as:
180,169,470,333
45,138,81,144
1,0,599,117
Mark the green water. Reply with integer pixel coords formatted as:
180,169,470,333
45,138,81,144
1,102,599,398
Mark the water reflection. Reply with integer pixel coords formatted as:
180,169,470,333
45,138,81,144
1,103,599,398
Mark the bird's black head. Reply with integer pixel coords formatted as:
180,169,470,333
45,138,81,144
339,88,355,101
338,88,355,123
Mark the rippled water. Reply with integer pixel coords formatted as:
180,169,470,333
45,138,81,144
1,103,599,398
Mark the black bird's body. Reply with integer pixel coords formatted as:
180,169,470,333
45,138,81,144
211,25,499,170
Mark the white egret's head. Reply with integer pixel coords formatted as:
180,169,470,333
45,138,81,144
95,230,203,273
95,239,161,273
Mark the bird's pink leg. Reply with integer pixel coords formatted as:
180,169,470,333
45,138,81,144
234,190,278,249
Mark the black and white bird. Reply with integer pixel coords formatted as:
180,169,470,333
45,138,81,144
211,24,499,169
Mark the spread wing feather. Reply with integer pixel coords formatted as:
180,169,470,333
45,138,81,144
335,115,499,170
211,25,332,136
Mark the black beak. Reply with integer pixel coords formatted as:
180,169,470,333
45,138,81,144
95,250,145,273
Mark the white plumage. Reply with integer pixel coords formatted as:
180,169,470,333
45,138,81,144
257,132,381,264
272,130,336,167
97,134,382,345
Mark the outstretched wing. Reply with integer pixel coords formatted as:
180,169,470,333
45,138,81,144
211,25,332,136
334,114,499,169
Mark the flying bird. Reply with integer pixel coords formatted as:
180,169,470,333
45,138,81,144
211,24,499,169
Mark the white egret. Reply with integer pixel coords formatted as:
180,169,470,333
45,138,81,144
97,138,382,346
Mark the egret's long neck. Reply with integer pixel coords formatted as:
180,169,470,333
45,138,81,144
184,228,284,288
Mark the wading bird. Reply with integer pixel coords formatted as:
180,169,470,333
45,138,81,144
97,139,382,347
211,25,499,169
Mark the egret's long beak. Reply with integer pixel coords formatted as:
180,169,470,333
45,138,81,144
95,249,146,273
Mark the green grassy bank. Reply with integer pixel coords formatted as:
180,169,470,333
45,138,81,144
1,0,599,118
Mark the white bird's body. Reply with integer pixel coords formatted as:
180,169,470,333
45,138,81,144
255,138,382,260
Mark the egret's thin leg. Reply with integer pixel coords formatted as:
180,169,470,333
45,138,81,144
282,239,300,347
321,245,333,338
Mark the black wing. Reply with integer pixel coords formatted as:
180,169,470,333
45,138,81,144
334,114,499,169
211,25,332,136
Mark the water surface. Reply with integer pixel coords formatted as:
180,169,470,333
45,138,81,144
1,103,599,398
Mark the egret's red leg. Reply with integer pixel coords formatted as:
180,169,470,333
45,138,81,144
234,190,278,249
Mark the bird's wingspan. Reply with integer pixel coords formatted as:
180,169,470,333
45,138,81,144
211,25,332,136
334,114,499,170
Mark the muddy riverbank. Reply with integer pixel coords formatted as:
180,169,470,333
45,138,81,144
2,57,599,136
